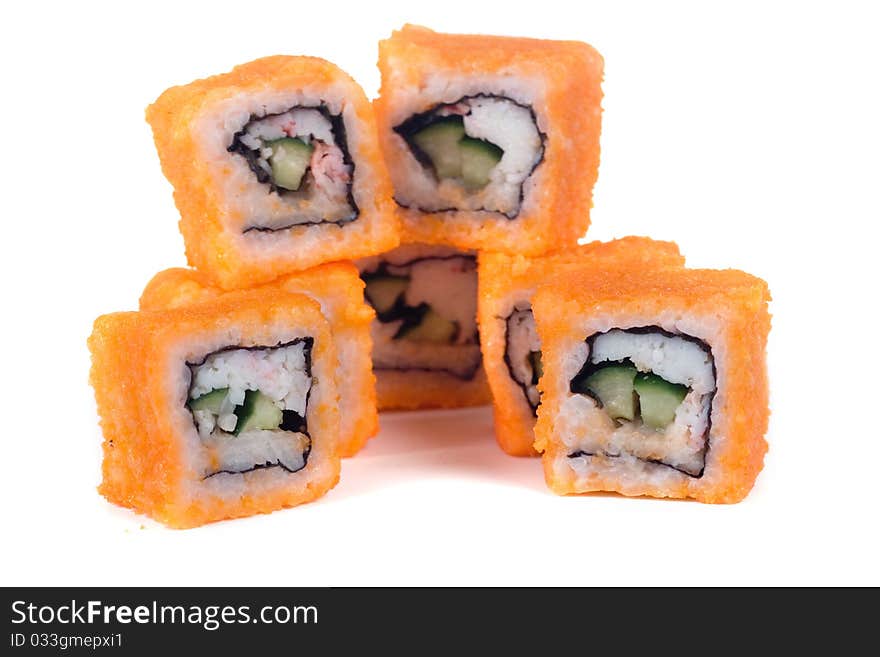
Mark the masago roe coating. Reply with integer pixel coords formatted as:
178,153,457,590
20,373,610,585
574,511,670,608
147,55,399,290
89,290,341,528
140,262,378,456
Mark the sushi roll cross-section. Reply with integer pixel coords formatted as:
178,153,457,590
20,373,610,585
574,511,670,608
187,340,315,477
567,328,714,477
89,290,341,528
392,95,544,219
477,238,686,456
140,263,378,457
376,24,603,254
357,244,490,410
532,267,771,503
228,105,357,226
147,55,399,290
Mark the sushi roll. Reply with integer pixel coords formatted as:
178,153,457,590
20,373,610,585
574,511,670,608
478,238,685,456
89,289,340,528
532,267,771,503
139,262,378,457
375,25,603,253
147,56,399,290
357,244,490,410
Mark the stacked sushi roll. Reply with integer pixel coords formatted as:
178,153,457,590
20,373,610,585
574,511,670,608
146,55,399,289
92,54,396,527
88,25,772,528
363,25,605,410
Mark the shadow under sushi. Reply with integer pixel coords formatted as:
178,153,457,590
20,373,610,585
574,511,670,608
327,406,550,501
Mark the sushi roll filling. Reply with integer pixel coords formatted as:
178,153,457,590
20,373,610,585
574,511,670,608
360,252,481,379
567,328,716,477
394,95,545,218
504,306,542,414
186,339,314,478
229,106,358,230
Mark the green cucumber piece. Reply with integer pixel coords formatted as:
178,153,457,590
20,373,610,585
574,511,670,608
633,373,688,431
267,138,314,191
396,308,458,343
459,137,503,189
234,390,283,435
576,363,638,422
188,388,229,414
412,117,466,179
364,275,409,315
528,350,543,384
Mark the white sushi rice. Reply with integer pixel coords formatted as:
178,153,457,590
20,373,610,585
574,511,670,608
394,95,543,217
199,430,310,475
557,328,716,477
590,330,715,395
464,97,542,190
188,342,312,476
358,244,482,379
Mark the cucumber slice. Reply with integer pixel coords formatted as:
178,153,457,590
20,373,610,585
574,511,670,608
412,117,466,179
634,373,688,431
234,390,283,435
267,138,314,191
364,275,409,315
188,388,229,414
575,363,638,422
396,308,458,343
528,350,543,384
460,137,503,189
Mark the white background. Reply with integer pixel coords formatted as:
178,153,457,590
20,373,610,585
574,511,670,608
2,1,878,586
